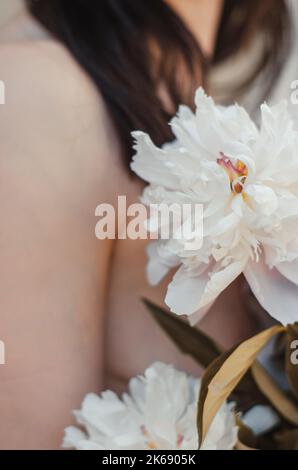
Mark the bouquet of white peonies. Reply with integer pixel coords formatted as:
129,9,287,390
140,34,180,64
64,89,298,450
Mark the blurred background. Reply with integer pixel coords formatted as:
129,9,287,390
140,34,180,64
0,0,22,29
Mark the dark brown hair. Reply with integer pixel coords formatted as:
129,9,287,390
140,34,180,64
26,0,290,164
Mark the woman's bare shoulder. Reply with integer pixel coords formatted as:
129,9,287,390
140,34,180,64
0,35,129,201
0,37,107,135
0,10,94,95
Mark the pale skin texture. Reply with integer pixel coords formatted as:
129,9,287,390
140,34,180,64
0,1,257,449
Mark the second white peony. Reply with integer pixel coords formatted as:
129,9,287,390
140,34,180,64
63,362,237,450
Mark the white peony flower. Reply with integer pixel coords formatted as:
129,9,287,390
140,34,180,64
62,362,237,450
131,88,298,325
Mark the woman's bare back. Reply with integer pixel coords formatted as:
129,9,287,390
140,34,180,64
0,8,257,449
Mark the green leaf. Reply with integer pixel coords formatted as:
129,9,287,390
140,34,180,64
197,325,285,448
143,298,266,411
142,298,222,368
235,417,257,450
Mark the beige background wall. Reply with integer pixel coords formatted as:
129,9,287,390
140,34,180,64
0,0,23,28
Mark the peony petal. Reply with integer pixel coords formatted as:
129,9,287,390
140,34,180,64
77,441,106,450
62,426,88,449
245,184,278,216
62,362,236,450
194,88,257,159
146,242,179,285
276,259,298,286
165,258,246,319
199,258,248,308
170,106,200,154
202,402,238,450
244,256,298,325
188,302,214,326
131,131,180,189
165,264,210,316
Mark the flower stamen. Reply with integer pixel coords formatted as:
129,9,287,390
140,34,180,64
141,425,158,449
217,152,248,195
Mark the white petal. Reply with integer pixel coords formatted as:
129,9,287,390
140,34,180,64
260,101,292,141
165,264,210,316
244,256,298,325
206,212,240,238
144,365,191,447
245,184,278,216
170,106,200,154
146,242,179,285
199,258,247,308
77,441,106,450
276,259,298,286
188,302,214,326
131,132,180,189
195,89,257,154
202,402,238,450
231,194,244,217
62,426,87,449
166,258,246,318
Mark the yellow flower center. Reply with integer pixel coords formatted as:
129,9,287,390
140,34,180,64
217,152,248,194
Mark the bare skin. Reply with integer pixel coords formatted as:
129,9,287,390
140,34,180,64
0,2,257,449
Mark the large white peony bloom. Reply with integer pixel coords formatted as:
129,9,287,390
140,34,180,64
131,88,298,325
62,362,237,450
